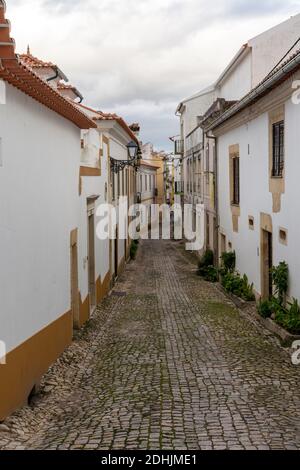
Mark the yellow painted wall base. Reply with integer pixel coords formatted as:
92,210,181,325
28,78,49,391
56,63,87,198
118,257,126,275
96,271,111,304
0,311,72,421
79,294,90,328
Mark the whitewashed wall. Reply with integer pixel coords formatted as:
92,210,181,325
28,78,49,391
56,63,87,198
249,13,300,87
79,131,110,303
217,52,252,101
218,97,300,300
0,83,80,353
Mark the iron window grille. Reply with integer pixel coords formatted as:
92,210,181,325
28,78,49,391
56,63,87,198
232,157,240,205
272,121,284,177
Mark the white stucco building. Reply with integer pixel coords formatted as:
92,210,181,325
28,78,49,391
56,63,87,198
208,50,300,301
0,1,95,420
176,13,300,261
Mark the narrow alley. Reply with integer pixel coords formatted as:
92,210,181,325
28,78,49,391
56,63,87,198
1,238,300,450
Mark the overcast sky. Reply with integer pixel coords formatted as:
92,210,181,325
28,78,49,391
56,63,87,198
7,0,300,150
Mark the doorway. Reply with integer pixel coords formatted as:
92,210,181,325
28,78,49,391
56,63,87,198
261,229,273,299
220,233,226,256
114,226,119,279
88,211,96,312
70,230,79,329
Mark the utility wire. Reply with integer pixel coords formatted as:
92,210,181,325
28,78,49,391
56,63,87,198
265,36,300,79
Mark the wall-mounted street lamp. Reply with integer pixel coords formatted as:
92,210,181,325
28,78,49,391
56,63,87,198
110,140,141,173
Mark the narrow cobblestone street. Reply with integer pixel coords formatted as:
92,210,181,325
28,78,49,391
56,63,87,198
1,238,300,450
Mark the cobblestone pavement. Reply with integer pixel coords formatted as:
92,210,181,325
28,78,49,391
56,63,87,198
1,238,300,450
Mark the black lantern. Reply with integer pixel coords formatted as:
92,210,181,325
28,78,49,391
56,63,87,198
110,140,141,173
127,140,138,160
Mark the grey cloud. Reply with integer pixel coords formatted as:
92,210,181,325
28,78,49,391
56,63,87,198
8,0,300,150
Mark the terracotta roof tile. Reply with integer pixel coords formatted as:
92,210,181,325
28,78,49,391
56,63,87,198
19,53,56,70
0,1,95,129
76,103,139,143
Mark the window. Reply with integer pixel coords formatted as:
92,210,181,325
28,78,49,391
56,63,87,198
140,175,143,192
117,172,120,197
279,228,287,245
206,143,209,185
193,155,196,193
145,175,147,191
272,121,284,177
198,154,201,193
248,216,254,230
111,171,116,201
186,159,190,193
232,156,240,205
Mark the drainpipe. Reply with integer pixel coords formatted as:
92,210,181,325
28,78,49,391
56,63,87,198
46,68,59,83
206,133,219,268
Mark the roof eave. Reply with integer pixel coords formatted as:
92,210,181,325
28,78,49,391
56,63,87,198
209,51,300,132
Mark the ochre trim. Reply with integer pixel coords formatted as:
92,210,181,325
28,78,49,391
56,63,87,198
96,271,111,304
260,213,273,300
79,293,90,327
261,212,272,233
80,166,101,177
279,227,288,246
118,256,126,275
0,310,72,420
269,106,285,213
96,276,102,305
70,228,78,247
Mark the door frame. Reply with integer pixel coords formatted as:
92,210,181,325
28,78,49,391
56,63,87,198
87,196,99,313
70,229,79,329
260,213,273,300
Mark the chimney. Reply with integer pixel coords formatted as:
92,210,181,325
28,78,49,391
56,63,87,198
129,123,140,139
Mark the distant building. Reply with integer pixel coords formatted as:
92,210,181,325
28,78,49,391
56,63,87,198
175,13,300,262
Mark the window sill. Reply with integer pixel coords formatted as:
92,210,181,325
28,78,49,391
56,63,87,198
270,175,284,179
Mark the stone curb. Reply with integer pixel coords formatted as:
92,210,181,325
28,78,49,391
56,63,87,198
217,284,300,348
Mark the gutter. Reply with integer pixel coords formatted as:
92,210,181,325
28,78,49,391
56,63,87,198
47,66,68,83
208,51,300,131
206,133,219,267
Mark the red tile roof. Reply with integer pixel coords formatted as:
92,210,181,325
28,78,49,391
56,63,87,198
57,82,76,91
0,2,95,129
76,103,139,143
19,53,56,70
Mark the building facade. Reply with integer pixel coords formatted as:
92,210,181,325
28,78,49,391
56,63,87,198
176,13,300,263
208,51,300,301
0,1,96,419
0,0,139,419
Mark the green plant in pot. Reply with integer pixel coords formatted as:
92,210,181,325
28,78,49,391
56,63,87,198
271,261,289,306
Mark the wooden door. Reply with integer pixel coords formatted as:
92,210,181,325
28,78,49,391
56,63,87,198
261,229,273,299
